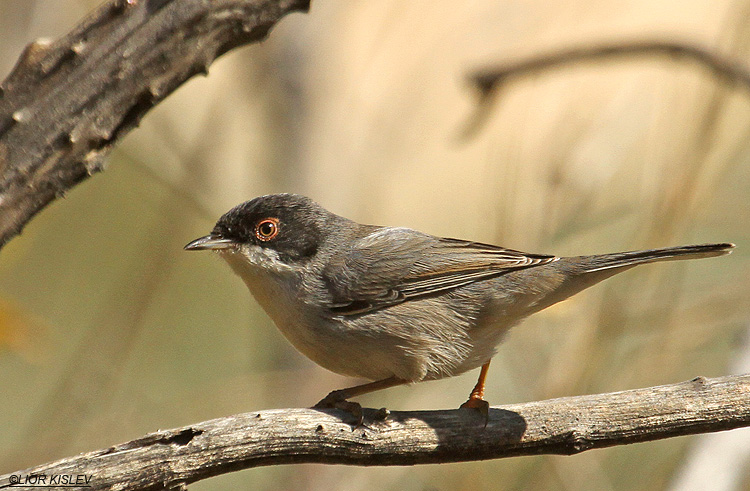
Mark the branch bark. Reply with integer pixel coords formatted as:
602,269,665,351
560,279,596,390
0,0,309,248
2,374,749,490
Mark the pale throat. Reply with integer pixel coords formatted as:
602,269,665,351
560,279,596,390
217,246,301,327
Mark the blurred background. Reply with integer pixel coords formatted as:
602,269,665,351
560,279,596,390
1,0,749,489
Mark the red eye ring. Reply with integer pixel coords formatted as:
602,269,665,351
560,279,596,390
255,218,280,241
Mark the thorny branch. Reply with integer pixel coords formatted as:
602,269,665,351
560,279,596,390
0,0,309,248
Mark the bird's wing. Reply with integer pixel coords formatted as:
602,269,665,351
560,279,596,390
322,228,558,315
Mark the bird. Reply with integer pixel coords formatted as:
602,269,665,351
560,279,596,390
184,193,734,420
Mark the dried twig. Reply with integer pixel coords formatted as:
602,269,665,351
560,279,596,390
471,40,750,93
462,40,750,138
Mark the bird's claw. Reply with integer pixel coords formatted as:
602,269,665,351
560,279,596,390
314,394,364,427
460,397,490,427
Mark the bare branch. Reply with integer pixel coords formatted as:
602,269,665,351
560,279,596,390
472,40,750,93
0,0,309,248
462,40,750,138
2,374,749,490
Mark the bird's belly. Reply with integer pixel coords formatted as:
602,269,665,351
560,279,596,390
227,255,518,382
221,257,392,379
279,317,413,381
280,297,515,383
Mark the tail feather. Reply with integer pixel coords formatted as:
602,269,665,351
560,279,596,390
525,242,735,315
578,243,735,273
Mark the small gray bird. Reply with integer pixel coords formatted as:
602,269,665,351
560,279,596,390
185,193,733,417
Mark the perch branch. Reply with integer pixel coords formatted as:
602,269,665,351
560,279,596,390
0,0,309,248
2,374,749,490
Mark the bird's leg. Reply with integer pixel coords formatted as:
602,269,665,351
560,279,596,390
460,361,491,424
314,376,407,425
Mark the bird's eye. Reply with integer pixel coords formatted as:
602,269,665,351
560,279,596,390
255,218,280,241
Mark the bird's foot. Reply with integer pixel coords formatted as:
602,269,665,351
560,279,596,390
460,397,490,427
314,392,364,427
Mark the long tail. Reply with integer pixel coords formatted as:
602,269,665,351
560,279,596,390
523,243,734,314
577,243,735,273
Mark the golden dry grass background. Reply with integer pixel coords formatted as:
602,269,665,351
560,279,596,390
1,0,749,489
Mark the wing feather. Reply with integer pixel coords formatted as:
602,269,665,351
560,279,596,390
323,228,557,316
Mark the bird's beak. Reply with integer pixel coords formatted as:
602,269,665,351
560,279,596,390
184,235,235,251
